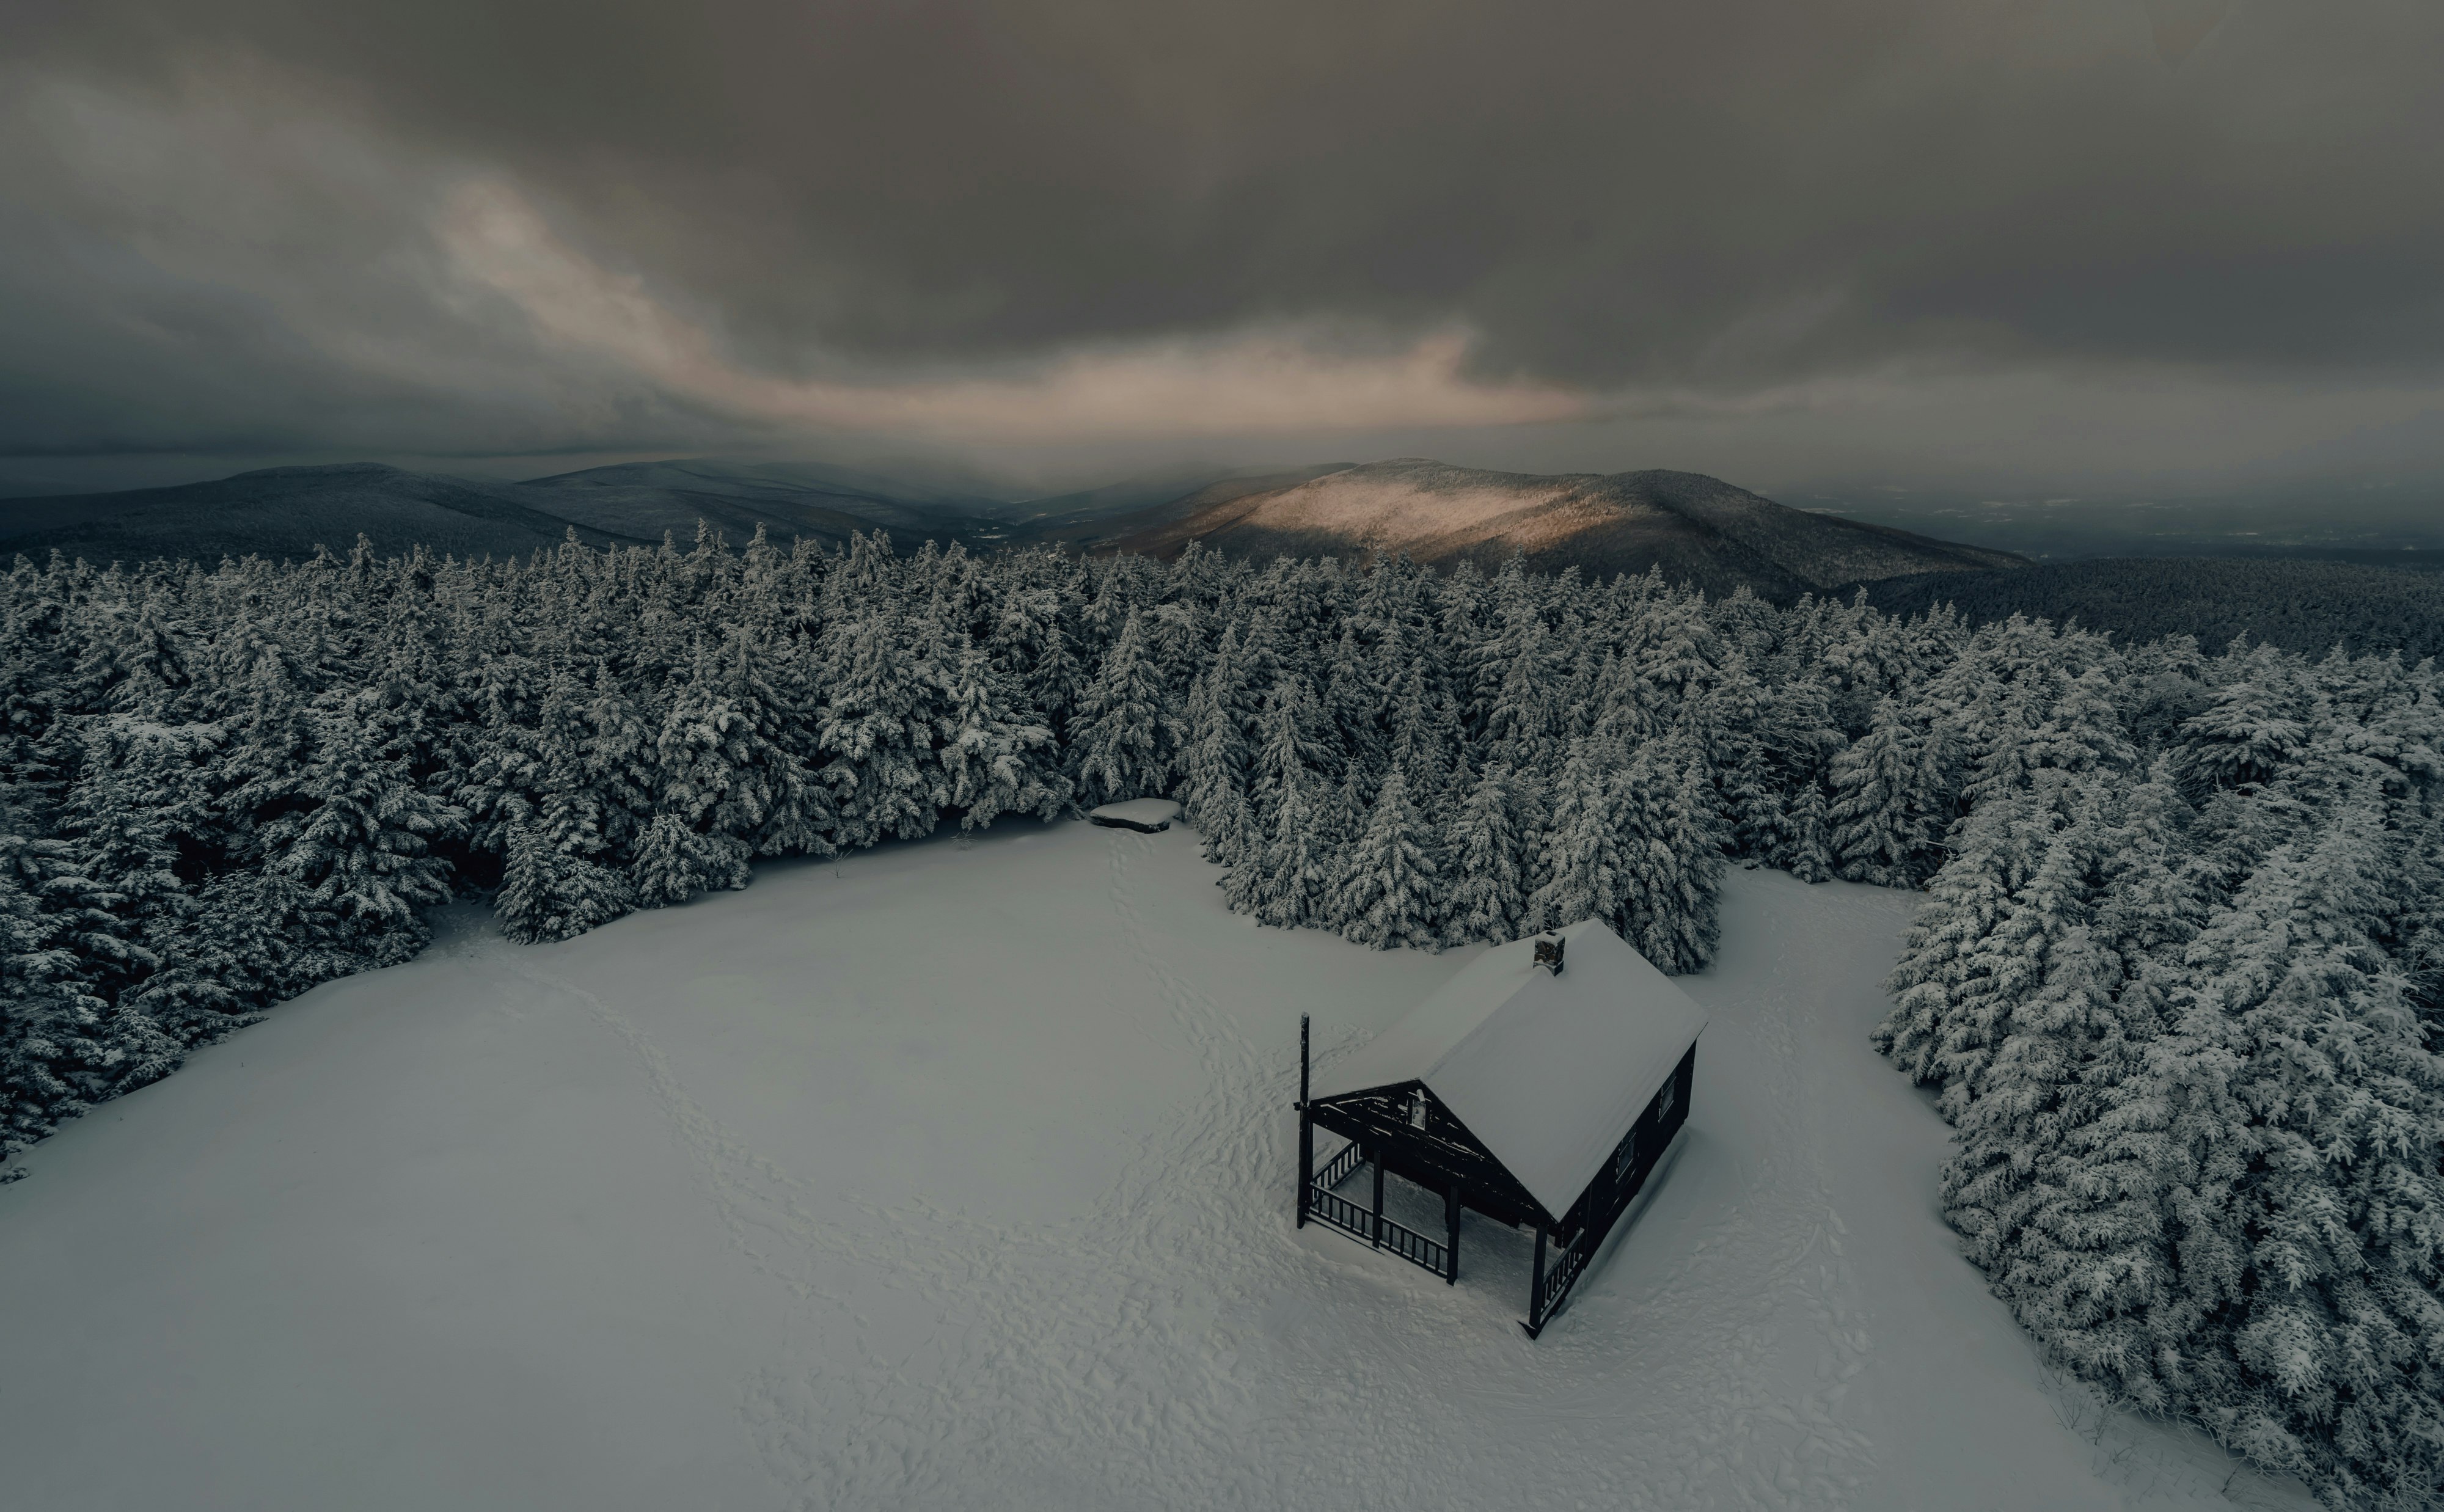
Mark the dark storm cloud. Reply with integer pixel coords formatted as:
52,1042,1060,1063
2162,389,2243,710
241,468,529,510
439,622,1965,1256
4,0,2442,485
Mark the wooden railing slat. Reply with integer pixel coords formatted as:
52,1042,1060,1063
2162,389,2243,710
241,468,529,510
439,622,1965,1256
1308,1178,1448,1278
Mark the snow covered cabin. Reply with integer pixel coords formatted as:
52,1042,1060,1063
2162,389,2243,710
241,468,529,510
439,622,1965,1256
1295,919,1707,1337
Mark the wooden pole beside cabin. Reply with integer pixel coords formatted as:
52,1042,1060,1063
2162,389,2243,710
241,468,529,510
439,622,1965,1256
1444,1184,1461,1284
1296,1015,1312,1229
1527,1223,1549,1337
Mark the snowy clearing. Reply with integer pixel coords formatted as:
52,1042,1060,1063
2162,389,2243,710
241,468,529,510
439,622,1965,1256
0,819,2312,1511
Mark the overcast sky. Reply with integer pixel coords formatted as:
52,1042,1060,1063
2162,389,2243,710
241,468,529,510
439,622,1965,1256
4,0,2439,503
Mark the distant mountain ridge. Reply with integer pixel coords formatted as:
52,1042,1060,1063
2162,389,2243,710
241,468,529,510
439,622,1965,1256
1094,459,2026,598
0,455,2025,603
0,463,643,565
1014,465,1358,548
0,458,1016,566
512,458,1010,546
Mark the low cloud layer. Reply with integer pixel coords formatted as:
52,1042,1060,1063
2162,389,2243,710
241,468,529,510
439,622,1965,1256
439,178,1586,440
4,1,2440,497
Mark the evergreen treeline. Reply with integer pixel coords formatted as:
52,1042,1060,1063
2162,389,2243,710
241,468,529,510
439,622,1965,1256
2,527,2439,1507
1862,556,2444,661
1873,632,2444,1508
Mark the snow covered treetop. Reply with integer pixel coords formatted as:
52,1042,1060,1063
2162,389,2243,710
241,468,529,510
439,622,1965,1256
1311,919,1709,1216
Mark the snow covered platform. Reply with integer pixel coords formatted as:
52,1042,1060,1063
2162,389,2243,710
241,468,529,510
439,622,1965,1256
0,824,2311,1512
1087,797,1182,832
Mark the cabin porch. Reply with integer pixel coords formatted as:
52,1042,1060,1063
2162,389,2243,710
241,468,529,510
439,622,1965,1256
1297,1021,1698,1336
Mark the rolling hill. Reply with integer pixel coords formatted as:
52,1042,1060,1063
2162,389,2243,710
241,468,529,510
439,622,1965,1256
1093,459,2027,598
1009,464,1358,549
0,464,645,564
515,458,1012,546
0,458,1018,566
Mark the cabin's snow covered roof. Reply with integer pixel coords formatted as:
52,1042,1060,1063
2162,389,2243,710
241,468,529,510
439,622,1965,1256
1310,919,1709,1217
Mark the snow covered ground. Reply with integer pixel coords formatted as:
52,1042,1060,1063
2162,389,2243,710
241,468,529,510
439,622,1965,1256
0,819,2314,1511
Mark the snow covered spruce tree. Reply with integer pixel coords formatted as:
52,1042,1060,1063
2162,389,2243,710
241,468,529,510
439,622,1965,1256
629,638,778,907
1177,630,1257,864
1828,694,1941,886
255,690,463,965
1443,761,1530,945
0,819,179,1164
1527,740,1625,937
491,663,634,943
1634,739,1727,974
1070,605,1171,808
1334,766,1443,950
1875,792,2047,1084
934,634,1067,830
817,605,938,853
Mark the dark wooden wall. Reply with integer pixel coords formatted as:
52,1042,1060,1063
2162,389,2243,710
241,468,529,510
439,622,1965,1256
1559,1043,1696,1243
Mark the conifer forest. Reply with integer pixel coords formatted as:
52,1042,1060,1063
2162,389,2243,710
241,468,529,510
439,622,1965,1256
4,527,2440,1508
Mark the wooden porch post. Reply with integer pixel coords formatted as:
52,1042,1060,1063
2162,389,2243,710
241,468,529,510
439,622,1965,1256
1370,1149,1386,1248
1295,1015,1312,1229
1444,1184,1462,1285
1526,1223,1549,1337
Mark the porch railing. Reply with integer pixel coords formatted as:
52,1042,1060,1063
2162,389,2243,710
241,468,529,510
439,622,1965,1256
1313,1138,1363,1192
1531,1228,1590,1334
1375,1213,1450,1275
1306,1156,1450,1280
1306,1181,1375,1245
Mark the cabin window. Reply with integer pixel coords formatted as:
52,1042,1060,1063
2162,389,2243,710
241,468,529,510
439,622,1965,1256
1410,1089,1428,1129
1613,1127,1637,1185
1658,1077,1675,1119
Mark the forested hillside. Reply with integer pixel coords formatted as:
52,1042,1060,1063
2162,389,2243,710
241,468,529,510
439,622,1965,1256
1860,557,2444,659
1100,459,2027,596
0,459,1014,566
0,463,648,563
2,531,2439,1507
